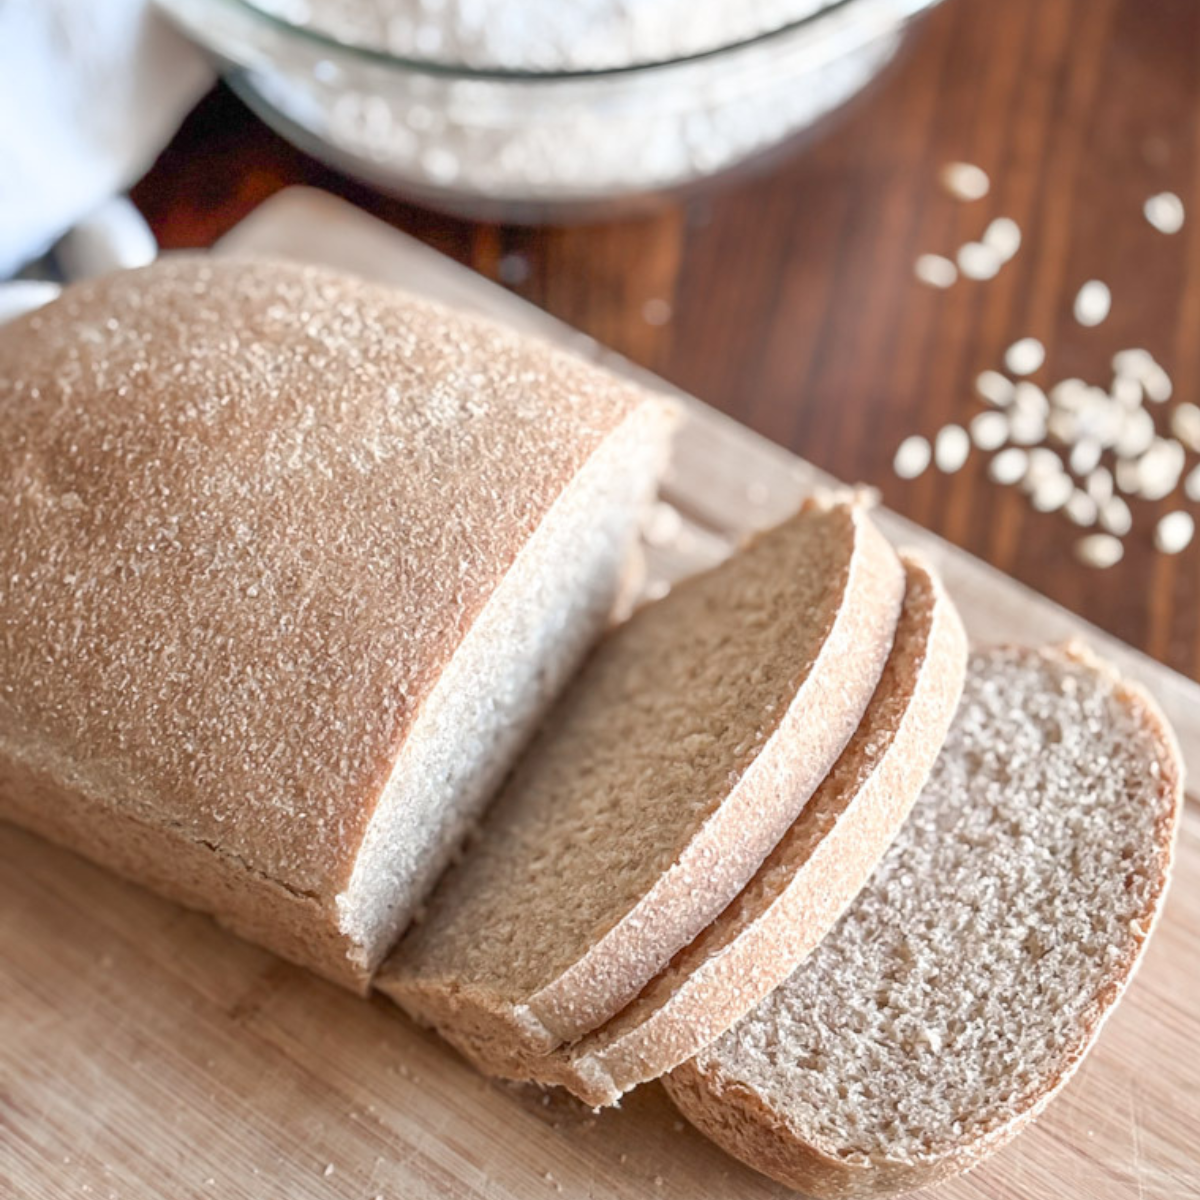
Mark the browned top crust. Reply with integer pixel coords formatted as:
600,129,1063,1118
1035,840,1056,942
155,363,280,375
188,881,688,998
0,257,651,902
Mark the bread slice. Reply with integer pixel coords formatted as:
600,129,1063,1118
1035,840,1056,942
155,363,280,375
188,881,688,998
0,257,675,991
378,499,906,1061
666,644,1183,1198
523,552,966,1106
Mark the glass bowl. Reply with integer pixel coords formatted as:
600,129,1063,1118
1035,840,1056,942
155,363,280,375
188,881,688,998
155,0,943,222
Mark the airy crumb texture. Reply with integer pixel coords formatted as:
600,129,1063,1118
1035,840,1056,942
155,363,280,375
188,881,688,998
667,644,1183,1199
524,553,967,1106
379,501,905,1056
0,257,669,989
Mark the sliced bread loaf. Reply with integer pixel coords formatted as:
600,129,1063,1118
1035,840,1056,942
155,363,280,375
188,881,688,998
665,644,1183,1198
526,552,967,1106
378,498,907,1060
0,257,674,991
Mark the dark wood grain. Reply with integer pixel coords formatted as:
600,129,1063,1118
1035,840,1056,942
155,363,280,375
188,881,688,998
132,0,1200,680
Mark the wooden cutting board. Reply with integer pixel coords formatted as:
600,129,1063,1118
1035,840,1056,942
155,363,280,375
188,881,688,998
3,189,1198,1200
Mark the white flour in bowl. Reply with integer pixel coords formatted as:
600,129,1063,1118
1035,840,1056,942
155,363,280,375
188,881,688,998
247,0,841,72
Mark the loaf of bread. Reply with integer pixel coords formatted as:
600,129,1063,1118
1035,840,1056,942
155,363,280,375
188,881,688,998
4,258,1182,1200
0,258,675,991
666,644,1183,1197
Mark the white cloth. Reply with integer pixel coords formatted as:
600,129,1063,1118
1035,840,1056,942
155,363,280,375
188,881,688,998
0,0,213,276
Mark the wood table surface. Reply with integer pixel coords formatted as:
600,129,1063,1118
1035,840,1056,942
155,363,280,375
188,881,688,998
133,0,1200,680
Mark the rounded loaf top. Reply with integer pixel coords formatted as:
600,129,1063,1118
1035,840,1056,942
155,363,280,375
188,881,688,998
0,256,654,899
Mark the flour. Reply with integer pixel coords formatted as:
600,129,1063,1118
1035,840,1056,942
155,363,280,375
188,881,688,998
247,0,840,72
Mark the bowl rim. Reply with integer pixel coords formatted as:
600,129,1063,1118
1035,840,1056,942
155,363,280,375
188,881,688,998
212,0,886,81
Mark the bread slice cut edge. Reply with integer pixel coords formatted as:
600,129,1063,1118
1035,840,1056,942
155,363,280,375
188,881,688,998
516,551,968,1105
664,642,1184,1199
378,497,906,1057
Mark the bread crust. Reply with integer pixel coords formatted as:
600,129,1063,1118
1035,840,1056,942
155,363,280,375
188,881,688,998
664,643,1185,1198
0,257,664,990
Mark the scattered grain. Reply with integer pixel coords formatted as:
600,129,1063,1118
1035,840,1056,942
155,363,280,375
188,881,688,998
940,161,990,201
642,298,672,326
1075,533,1124,568
1074,280,1111,327
893,435,932,480
982,217,1022,261
990,447,1029,485
1186,464,1200,502
914,254,958,289
935,424,971,472
1026,447,1063,482
1008,406,1047,446
1075,392,1122,448
1170,403,1200,452
1143,365,1173,403
1110,376,1142,408
1065,491,1098,526
1113,348,1156,380
957,242,1002,281
1114,408,1156,459
1099,495,1133,536
1048,408,1078,445
970,410,1009,451
1137,439,1186,500
1013,381,1049,415
1144,192,1185,235
1031,473,1073,513
1068,439,1102,477
1155,510,1194,554
1005,337,1045,376
976,369,1014,407
1115,458,1143,495
1085,467,1114,506
1051,378,1087,408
